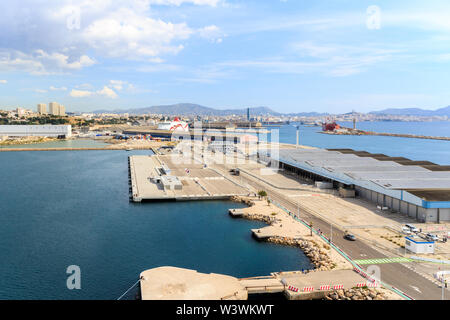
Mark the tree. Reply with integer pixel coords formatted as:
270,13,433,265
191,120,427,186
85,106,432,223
257,190,267,199
267,199,271,206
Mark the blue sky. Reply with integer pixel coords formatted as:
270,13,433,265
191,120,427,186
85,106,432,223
1,0,450,113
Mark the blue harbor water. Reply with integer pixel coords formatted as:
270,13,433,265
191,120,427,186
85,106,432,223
0,150,311,300
263,121,450,165
1,121,449,299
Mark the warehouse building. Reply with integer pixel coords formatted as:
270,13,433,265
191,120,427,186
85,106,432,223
259,148,450,223
0,125,72,138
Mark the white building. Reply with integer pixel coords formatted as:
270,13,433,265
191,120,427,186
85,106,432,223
405,236,435,254
49,102,59,115
0,125,72,138
59,105,66,116
37,103,47,115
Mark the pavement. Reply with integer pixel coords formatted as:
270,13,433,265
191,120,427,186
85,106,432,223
221,164,447,300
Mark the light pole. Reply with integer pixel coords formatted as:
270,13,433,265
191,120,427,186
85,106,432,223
330,223,333,244
296,125,300,149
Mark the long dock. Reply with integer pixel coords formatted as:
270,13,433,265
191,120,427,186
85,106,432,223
128,155,249,202
321,127,450,141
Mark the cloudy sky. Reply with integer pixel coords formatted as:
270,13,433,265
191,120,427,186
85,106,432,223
1,0,450,113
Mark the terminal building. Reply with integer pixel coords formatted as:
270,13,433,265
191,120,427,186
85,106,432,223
259,148,450,223
0,125,72,138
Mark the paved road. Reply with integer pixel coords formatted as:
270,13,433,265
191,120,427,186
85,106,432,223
237,170,445,300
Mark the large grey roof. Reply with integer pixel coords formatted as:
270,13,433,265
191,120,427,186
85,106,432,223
277,148,450,191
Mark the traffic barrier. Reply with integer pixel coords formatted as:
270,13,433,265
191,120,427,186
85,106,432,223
319,285,331,291
333,284,344,290
356,283,366,288
302,286,314,292
288,285,299,292
367,282,378,288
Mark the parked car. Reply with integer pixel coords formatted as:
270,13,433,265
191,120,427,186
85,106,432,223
402,227,412,235
405,224,419,233
426,233,439,241
344,233,356,241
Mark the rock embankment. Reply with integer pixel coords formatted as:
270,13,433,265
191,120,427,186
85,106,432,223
268,236,336,271
231,196,255,207
243,213,275,224
324,288,386,300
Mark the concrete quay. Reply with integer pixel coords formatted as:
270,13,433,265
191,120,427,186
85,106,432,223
139,266,392,300
128,155,249,202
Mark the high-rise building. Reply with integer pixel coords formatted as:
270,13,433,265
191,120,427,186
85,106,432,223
58,105,66,116
37,103,47,115
49,102,59,115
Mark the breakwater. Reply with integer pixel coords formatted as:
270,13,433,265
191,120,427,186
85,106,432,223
321,127,450,141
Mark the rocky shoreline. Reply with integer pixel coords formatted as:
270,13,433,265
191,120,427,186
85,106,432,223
324,288,387,300
267,236,336,271
231,196,335,271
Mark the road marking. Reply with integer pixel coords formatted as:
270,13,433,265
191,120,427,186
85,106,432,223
354,257,413,265
410,286,422,293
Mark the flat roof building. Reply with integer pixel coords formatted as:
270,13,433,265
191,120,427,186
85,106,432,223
260,148,450,223
0,125,72,138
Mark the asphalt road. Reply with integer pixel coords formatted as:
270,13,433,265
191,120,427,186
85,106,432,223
238,171,445,300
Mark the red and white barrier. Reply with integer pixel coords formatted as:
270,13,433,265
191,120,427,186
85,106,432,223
319,285,331,291
356,283,366,288
367,282,378,288
333,284,344,290
303,286,314,292
288,285,299,292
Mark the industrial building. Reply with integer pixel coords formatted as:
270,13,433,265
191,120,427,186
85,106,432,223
259,148,450,223
0,125,72,138
122,128,257,144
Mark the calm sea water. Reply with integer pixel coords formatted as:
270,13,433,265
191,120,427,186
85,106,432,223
0,150,311,300
1,121,448,299
263,121,450,165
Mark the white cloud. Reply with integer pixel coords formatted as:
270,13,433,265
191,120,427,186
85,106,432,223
0,0,221,74
0,50,95,75
149,0,220,6
198,25,225,43
81,8,192,59
50,86,68,91
34,89,48,93
70,89,94,98
109,80,126,91
0,80,7,84
97,86,119,99
70,85,119,99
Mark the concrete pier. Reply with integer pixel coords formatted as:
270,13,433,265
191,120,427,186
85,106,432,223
140,267,247,300
139,267,376,300
128,155,249,202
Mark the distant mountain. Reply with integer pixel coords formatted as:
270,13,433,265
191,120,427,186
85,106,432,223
91,103,450,117
370,106,450,117
286,112,329,117
93,103,281,116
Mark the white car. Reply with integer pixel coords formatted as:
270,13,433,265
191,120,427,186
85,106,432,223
402,227,412,235
426,233,439,241
405,224,419,233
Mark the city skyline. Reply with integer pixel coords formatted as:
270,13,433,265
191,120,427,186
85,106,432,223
1,1,450,113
